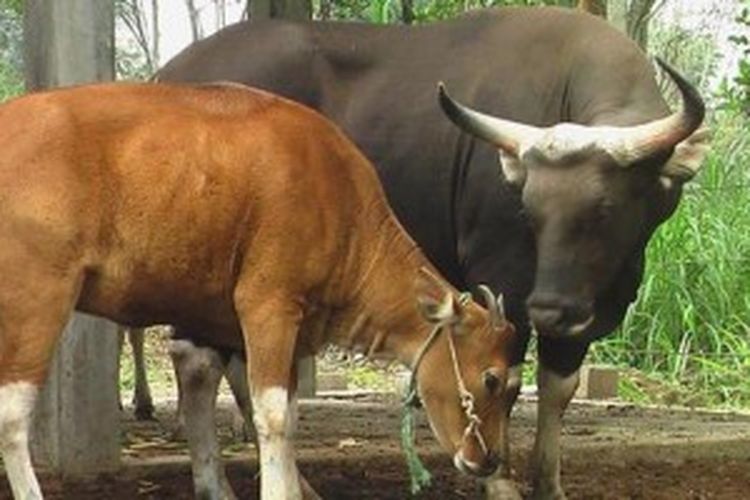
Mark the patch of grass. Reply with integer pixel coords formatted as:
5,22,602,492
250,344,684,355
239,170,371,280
346,364,398,392
591,111,750,409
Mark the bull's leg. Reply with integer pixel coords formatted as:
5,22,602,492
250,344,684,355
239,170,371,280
529,339,588,500
170,338,236,500
235,294,307,500
484,364,524,500
170,344,188,441
225,353,254,442
128,327,155,420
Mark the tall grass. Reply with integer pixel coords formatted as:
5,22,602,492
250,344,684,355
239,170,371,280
591,111,750,408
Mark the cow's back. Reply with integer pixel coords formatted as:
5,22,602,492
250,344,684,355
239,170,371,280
0,83,374,347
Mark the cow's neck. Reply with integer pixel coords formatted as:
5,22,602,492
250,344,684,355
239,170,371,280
330,200,448,366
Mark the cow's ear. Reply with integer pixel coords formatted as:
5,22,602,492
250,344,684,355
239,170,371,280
499,150,527,185
416,267,463,323
660,127,710,186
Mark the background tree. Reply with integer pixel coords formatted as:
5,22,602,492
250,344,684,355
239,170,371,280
186,0,204,41
578,0,605,16
116,0,158,72
251,0,312,19
608,0,664,48
0,0,22,100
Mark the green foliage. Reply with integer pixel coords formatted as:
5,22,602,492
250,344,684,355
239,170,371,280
0,1,22,101
0,0,21,16
649,22,719,100
719,1,750,115
314,0,575,24
590,111,750,408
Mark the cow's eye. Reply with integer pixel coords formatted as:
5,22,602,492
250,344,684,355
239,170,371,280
483,369,502,394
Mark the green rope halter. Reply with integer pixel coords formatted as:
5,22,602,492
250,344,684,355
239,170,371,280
400,292,473,495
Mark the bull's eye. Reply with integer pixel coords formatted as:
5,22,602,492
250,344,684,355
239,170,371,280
483,370,502,394
597,199,615,221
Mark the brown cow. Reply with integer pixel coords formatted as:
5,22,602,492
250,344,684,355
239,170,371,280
0,82,516,499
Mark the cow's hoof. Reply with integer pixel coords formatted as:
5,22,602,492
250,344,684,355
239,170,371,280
484,478,523,500
134,404,156,421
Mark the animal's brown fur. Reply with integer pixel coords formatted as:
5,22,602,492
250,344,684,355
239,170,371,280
0,82,515,496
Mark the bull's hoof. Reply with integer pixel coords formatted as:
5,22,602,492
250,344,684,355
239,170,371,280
301,475,321,500
484,478,523,500
230,411,252,442
530,482,567,500
134,404,156,421
171,423,187,442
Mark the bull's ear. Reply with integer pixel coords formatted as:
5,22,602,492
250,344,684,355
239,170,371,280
499,151,527,185
661,127,710,185
416,267,463,323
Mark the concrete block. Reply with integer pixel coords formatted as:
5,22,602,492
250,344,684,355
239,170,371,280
575,365,619,400
317,373,349,391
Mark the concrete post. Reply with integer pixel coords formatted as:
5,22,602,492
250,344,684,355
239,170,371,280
24,0,120,476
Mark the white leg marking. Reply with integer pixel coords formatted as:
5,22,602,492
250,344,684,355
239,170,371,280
0,382,43,500
531,367,580,500
170,339,237,500
252,387,300,500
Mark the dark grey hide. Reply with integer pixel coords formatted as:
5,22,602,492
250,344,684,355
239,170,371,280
157,7,708,499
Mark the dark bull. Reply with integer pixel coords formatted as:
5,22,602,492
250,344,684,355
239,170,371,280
157,7,710,498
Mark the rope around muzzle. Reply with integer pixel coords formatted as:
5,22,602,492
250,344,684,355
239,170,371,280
400,292,488,494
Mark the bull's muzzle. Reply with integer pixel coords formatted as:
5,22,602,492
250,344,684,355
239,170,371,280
527,294,594,338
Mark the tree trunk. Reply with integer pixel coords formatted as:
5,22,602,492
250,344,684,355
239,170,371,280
150,0,159,68
117,0,154,72
578,0,606,17
185,0,203,41
318,0,332,20
626,0,660,49
607,0,662,49
250,0,311,20
402,0,415,24
214,0,227,30
607,0,627,33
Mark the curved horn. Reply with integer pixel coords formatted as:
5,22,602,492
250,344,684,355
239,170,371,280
613,58,705,163
437,83,543,156
477,285,503,328
495,293,506,320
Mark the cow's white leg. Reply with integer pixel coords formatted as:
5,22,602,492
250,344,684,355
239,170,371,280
0,382,43,500
529,365,580,500
252,387,300,500
170,339,236,500
234,291,308,500
484,364,523,500
128,328,154,420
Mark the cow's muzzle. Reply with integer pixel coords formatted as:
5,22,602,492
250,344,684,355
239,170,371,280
453,450,501,477
526,294,594,338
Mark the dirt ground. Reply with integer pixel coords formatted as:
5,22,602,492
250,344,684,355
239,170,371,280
2,393,750,500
